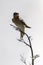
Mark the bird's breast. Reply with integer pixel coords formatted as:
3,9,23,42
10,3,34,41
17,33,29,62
12,19,25,31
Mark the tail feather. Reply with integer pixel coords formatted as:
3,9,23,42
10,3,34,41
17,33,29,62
25,25,31,28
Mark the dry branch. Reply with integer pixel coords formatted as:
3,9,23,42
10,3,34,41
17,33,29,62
10,24,39,65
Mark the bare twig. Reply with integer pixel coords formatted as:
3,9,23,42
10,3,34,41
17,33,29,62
20,54,27,65
31,54,39,60
17,39,30,47
10,24,34,65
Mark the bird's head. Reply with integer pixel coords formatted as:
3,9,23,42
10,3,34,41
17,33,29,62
13,12,19,19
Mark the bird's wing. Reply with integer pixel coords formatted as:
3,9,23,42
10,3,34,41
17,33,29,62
20,19,31,28
20,19,26,25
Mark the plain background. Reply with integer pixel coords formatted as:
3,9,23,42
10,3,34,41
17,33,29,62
0,0,43,65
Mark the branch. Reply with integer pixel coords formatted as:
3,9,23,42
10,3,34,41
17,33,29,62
10,24,34,65
10,24,19,30
17,39,30,47
31,54,39,60
20,54,27,65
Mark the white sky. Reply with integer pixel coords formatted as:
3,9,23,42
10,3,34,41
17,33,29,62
0,0,43,65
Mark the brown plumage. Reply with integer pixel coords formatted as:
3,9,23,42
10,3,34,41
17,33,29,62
12,12,31,39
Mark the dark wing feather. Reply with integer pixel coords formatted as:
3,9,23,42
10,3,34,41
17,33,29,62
20,19,31,28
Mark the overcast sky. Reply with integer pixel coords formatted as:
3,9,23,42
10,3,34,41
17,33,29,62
0,0,43,65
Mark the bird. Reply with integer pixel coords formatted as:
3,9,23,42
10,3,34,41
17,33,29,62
12,12,31,40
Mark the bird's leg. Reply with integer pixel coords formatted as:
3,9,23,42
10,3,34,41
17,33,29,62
20,32,24,40
17,32,24,41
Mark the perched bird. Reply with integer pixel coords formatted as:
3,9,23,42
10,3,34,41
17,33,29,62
12,12,31,39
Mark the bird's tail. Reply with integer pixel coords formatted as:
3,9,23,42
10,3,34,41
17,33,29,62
25,25,31,28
